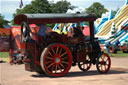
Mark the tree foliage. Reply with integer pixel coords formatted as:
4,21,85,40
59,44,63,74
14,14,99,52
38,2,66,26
13,0,51,16
0,14,9,28
12,0,75,25
86,2,108,18
51,0,75,13
14,0,74,15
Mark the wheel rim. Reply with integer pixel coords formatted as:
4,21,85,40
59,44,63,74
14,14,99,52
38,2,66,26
78,55,91,71
96,53,111,73
42,44,72,77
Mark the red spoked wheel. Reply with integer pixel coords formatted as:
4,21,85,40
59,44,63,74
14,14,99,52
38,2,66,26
96,53,111,73
78,55,92,71
40,43,72,77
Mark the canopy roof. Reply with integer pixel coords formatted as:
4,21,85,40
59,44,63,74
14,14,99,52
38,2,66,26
14,13,97,25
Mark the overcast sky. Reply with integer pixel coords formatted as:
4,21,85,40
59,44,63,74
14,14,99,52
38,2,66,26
0,0,126,21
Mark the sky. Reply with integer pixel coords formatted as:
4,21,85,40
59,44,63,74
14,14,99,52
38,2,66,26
0,0,126,21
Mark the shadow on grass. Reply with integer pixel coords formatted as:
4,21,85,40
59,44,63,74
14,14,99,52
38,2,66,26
31,67,128,78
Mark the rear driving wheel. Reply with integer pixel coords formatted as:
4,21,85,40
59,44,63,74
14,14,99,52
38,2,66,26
40,43,72,77
96,53,111,73
78,55,92,71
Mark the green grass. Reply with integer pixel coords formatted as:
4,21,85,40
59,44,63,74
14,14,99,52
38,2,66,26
0,51,127,58
104,51,128,57
0,52,9,58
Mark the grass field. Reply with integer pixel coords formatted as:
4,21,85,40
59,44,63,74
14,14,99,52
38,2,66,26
0,51,127,58
0,52,10,62
104,51,128,57
0,51,127,63
0,52,9,58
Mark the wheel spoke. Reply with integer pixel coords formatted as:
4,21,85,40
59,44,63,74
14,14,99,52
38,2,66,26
61,56,68,60
51,64,55,73
60,63,65,69
51,48,55,54
46,56,53,60
58,64,63,72
59,48,62,55
56,47,59,54
55,64,58,73
61,61,69,64
48,51,52,56
101,65,103,71
46,61,52,64
47,63,54,68
105,58,109,62
60,52,66,57
101,56,104,62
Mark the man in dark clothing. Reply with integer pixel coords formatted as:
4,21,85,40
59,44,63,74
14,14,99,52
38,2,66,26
115,40,120,46
73,22,84,37
73,26,84,37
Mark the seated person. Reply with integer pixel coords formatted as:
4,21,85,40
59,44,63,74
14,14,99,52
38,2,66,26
73,26,84,37
67,23,84,38
38,24,52,36
37,24,52,44
38,24,47,37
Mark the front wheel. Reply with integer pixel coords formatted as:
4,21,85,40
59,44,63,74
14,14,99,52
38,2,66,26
40,43,72,77
78,55,92,71
96,53,111,74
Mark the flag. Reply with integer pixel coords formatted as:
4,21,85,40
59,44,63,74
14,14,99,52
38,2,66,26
19,0,23,8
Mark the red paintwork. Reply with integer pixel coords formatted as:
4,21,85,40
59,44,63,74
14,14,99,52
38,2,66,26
96,53,111,73
42,44,72,77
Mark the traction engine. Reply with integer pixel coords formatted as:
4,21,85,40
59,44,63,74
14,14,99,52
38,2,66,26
13,13,111,77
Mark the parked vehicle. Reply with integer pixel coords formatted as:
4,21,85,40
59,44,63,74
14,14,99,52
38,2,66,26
1,13,111,77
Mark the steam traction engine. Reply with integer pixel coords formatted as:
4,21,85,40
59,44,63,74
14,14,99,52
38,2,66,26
14,13,111,77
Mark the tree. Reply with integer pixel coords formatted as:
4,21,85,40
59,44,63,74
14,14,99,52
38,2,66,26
12,0,75,25
12,0,52,25
0,14,9,28
86,2,108,18
51,0,76,13
113,8,120,17
14,0,52,15
14,0,75,15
